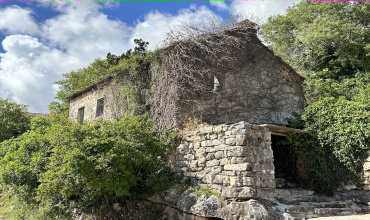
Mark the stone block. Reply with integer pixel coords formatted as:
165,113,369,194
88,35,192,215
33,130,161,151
214,151,224,159
206,153,215,161
230,176,242,187
236,135,247,146
214,144,227,151
201,140,212,147
213,175,224,184
199,126,213,134
225,138,236,145
202,174,215,184
219,158,229,165
242,177,255,186
198,157,206,165
189,160,198,168
226,146,245,157
224,163,251,171
206,159,220,167
212,139,222,146
256,188,277,198
222,186,256,199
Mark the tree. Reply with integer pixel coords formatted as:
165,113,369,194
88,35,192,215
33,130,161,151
0,115,178,219
0,99,30,142
262,2,370,192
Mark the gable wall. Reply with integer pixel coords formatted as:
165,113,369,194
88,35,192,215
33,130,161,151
177,37,305,126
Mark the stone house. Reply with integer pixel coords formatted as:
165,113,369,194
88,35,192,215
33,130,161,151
68,21,370,219
69,21,305,128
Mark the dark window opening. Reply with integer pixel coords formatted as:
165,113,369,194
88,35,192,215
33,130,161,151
271,135,297,188
96,98,104,117
77,107,85,123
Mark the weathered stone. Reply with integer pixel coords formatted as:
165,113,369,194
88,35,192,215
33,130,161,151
236,135,247,145
224,163,251,171
201,140,212,147
190,160,198,168
226,146,245,157
205,153,215,161
242,177,255,186
229,176,241,187
221,187,256,199
225,138,236,145
212,139,222,146
219,158,229,165
214,151,224,159
206,159,219,167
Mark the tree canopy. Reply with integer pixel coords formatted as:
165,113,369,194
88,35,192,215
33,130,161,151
0,99,30,142
0,115,178,219
262,1,370,193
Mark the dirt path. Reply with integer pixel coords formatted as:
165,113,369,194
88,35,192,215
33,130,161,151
314,214,370,220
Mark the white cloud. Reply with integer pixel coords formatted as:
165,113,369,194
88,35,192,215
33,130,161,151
209,1,228,11
130,5,217,50
0,3,221,113
1,1,295,113
0,6,39,35
229,1,295,23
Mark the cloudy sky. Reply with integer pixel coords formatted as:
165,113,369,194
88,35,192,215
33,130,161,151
0,1,296,113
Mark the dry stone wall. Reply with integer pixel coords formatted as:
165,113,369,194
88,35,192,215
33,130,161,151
175,121,276,199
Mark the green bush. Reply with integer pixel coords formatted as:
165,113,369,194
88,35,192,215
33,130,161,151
0,115,178,219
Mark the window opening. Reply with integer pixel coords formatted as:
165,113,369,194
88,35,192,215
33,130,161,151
213,76,221,92
77,107,85,123
96,98,104,117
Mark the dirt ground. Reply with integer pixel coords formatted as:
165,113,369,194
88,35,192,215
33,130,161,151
315,214,370,220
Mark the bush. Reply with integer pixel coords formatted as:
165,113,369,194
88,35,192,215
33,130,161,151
0,115,178,219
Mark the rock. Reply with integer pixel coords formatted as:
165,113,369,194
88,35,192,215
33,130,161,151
224,163,251,171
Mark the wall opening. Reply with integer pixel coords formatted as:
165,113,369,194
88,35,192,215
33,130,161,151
77,107,85,123
96,98,104,117
211,75,225,93
271,135,296,188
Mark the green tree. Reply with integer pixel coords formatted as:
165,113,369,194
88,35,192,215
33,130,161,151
0,116,177,219
0,99,30,142
262,1,370,192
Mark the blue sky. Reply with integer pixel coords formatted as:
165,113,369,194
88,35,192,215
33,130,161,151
0,1,296,113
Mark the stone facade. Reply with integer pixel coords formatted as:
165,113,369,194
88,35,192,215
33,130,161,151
69,77,120,122
175,121,277,199
152,24,305,129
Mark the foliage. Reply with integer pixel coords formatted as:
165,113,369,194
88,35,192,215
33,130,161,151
263,1,370,192
0,99,30,142
0,115,178,219
278,133,356,195
49,39,150,117
262,2,370,76
188,186,222,199
302,97,370,173
49,59,112,117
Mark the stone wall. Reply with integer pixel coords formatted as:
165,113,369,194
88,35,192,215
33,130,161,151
69,79,118,121
364,153,370,190
175,121,276,199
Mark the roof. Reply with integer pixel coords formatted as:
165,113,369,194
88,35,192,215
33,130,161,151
260,124,305,136
68,76,113,100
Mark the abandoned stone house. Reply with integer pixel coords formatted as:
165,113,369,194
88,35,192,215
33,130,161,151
68,21,370,219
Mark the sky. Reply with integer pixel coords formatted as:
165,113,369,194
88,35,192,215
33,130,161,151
0,1,297,113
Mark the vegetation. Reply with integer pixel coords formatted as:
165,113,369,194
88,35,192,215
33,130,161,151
263,1,370,194
0,115,178,219
0,99,30,143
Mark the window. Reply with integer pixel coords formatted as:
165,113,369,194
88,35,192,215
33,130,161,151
77,107,84,123
96,98,104,117
213,76,221,92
